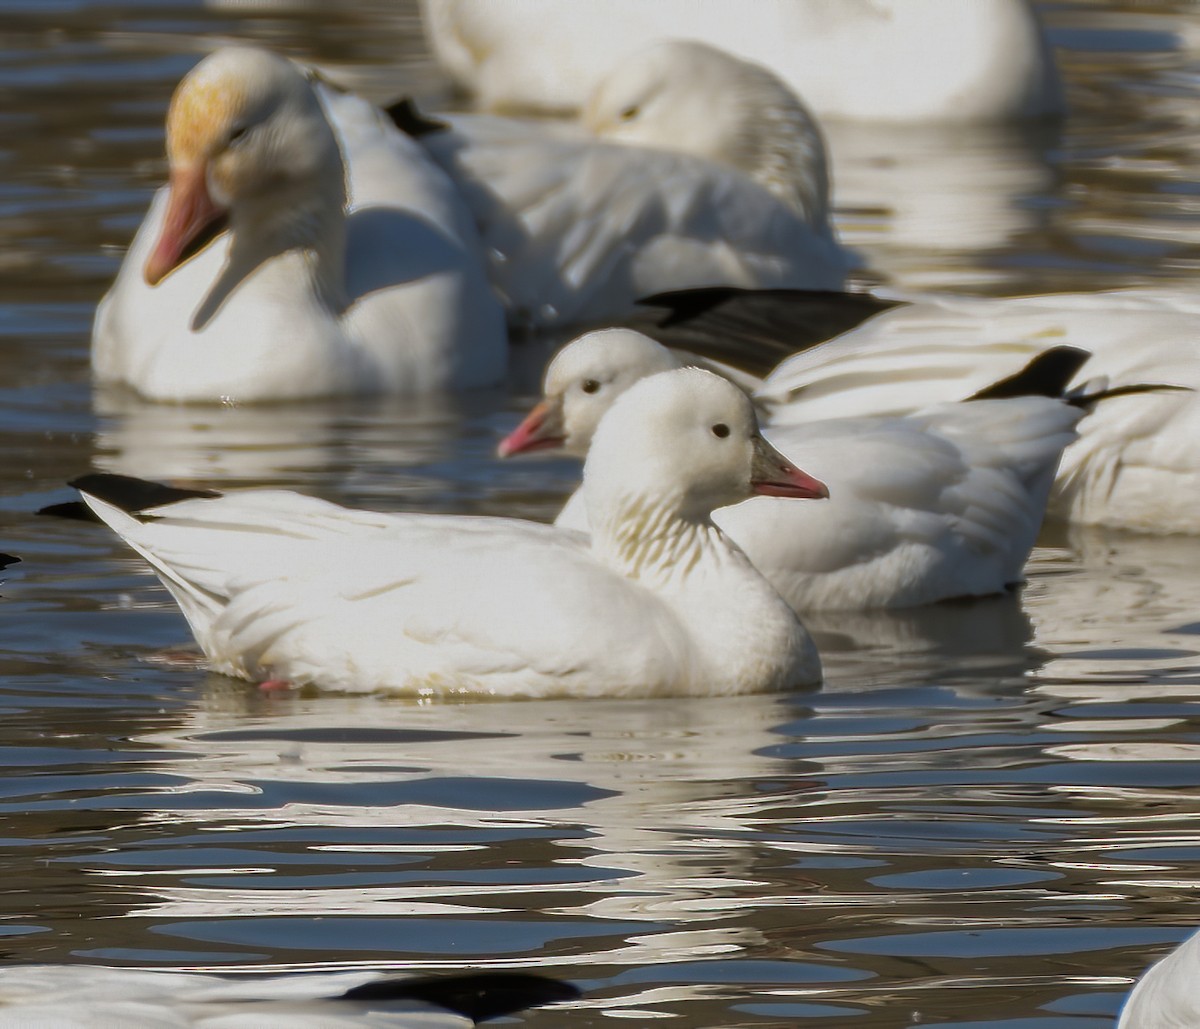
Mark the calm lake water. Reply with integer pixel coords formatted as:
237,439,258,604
2,1,1200,1025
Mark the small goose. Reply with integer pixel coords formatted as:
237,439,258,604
73,369,826,697
416,40,851,331
420,0,1062,124
0,966,575,1027
499,328,1089,611
93,46,506,403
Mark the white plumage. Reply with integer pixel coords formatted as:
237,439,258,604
501,328,1085,610
1119,929,1200,1028
420,0,1062,124
755,288,1200,533
76,369,824,697
419,41,851,330
93,47,506,403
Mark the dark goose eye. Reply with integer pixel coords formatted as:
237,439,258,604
711,423,730,438
228,124,249,146
581,379,601,394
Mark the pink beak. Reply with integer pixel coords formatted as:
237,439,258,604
144,165,226,286
751,435,829,500
497,400,566,458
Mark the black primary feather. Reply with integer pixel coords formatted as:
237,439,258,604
36,501,100,523
1067,381,1192,409
969,345,1091,401
385,97,449,138
68,473,220,515
339,971,579,1022
0,554,19,571
628,287,901,378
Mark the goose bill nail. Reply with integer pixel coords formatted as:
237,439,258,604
750,436,829,499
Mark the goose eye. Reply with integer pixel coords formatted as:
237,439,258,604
711,423,730,439
228,124,249,146
581,379,601,395
618,105,639,121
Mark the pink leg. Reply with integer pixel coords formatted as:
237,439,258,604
258,679,294,692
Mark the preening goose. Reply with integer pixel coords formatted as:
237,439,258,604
499,328,1089,610
73,369,826,697
420,0,1062,124
416,40,851,331
93,46,506,403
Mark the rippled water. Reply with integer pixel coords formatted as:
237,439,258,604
2,1,1200,1024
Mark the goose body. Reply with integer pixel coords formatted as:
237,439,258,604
501,329,1085,611
0,966,574,1028
755,288,1200,533
421,0,1062,124
93,47,506,403
419,41,851,331
1120,929,1200,1028
75,370,824,696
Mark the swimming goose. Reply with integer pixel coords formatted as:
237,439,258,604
1119,928,1200,1028
499,328,1088,610
750,288,1200,533
74,369,826,696
0,966,575,1027
416,40,852,331
93,46,506,403
420,0,1062,124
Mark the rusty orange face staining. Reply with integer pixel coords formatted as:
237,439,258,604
165,63,246,168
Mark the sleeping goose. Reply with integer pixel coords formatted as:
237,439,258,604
92,46,506,403
420,0,1062,124
415,40,852,331
72,369,826,697
749,287,1200,533
498,328,1089,611
0,966,575,1027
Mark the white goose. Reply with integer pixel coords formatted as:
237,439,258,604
93,46,506,403
420,0,1062,124
750,288,1200,533
416,40,851,331
498,328,1087,611
0,966,574,1027
74,369,825,697
1119,929,1200,1028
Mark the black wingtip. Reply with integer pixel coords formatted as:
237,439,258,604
384,97,449,138
0,554,19,571
968,345,1092,401
68,473,221,514
340,972,579,1022
1068,381,1193,409
36,501,102,523
638,286,900,331
629,287,903,379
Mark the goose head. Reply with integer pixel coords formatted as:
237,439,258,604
145,46,345,286
584,367,827,532
498,329,679,459
582,40,830,222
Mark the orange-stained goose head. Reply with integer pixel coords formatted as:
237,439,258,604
145,47,344,286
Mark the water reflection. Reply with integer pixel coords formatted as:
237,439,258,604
830,121,1060,291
